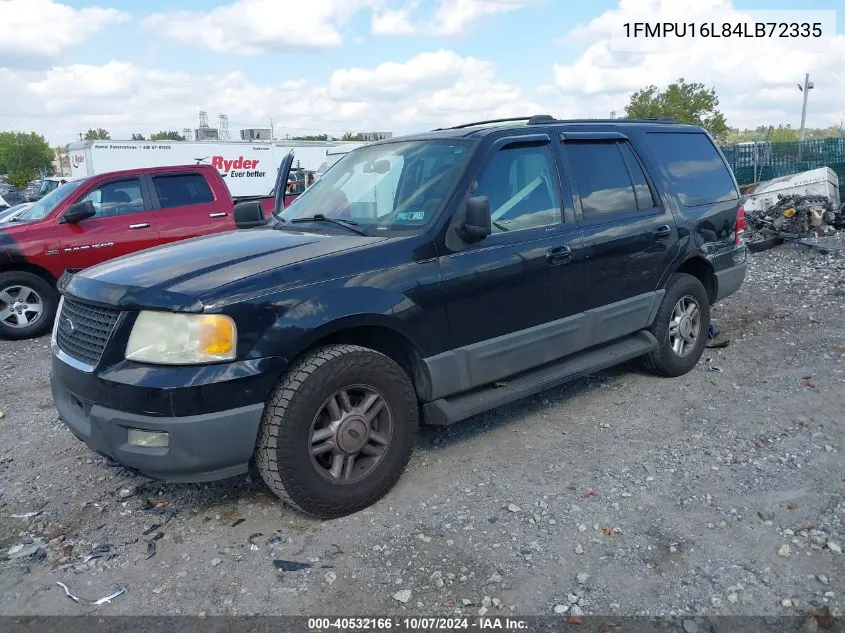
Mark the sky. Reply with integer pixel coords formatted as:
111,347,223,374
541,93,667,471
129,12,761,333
0,0,843,145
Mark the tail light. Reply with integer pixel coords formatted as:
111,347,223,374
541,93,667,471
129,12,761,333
735,206,746,244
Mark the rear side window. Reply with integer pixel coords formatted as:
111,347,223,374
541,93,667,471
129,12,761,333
646,132,738,207
152,173,214,209
566,143,638,220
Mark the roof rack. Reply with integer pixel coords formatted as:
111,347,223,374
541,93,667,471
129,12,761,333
434,115,678,131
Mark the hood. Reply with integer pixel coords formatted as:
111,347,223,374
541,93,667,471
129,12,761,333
63,227,386,311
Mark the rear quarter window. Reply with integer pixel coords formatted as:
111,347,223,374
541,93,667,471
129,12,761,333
646,132,738,207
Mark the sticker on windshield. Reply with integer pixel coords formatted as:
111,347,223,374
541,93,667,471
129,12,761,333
394,210,426,222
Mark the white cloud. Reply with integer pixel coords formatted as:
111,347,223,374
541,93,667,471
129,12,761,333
142,0,378,54
0,0,129,67
373,0,532,36
6,51,543,143
545,0,845,129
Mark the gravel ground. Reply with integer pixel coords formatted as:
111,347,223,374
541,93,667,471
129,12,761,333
1,242,844,618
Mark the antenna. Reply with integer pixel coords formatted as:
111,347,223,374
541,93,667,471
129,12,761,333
218,114,230,141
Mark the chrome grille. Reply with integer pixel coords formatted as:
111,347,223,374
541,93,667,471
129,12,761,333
55,298,121,367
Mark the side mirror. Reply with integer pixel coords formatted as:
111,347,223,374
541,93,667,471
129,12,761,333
62,200,96,223
233,201,267,229
458,196,491,242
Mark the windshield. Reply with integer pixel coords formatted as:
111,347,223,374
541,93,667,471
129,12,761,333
17,179,88,222
277,139,471,233
39,180,61,196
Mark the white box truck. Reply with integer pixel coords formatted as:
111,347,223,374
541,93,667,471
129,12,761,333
67,140,358,199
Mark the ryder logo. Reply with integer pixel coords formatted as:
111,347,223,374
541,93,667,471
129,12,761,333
210,155,265,179
71,154,85,168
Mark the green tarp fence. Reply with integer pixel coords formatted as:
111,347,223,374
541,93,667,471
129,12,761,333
719,138,845,188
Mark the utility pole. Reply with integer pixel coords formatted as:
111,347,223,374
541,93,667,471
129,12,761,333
797,73,814,142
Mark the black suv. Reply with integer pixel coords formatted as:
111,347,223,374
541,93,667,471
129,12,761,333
50,116,747,519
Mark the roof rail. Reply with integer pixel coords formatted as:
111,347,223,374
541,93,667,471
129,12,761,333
433,115,679,131
434,115,557,131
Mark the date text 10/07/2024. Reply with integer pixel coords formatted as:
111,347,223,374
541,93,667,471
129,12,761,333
622,22,824,38
308,617,530,631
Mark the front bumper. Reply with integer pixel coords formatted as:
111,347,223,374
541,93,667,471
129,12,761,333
51,354,285,482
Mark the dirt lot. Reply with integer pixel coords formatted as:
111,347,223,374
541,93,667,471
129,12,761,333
1,242,844,618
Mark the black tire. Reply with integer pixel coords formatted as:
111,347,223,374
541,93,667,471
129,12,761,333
642,273,711,377
0,271,58,340
255,344,418,519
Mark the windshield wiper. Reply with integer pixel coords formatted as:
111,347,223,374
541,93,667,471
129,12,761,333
289,213,368,236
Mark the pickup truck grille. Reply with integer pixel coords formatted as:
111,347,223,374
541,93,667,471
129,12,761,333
56,298,121,367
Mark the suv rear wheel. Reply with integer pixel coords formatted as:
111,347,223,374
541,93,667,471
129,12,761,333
255,344,418,519
0,271,57,340
643,273,710,377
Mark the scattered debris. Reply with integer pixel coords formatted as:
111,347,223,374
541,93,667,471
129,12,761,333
118,486,137,500
273,560,312,572
393,589,412,604
778,544,792,557
7,539,48,560
82,544,113,564
211,558,222,567
708,365,723,373
602,527,617,537
324,571,337,586
267,534,285,549
826,542,842,554
584,490,598,499
248,533,263,551
576,572,589,585
10,511,43,519
145,541,156,559
141,524,161,536
56,582,125,606
786,503,799,510
231,518,245,527
507,504,521,513
553,604,569,615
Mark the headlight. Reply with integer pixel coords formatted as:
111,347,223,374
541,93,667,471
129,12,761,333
125,311,237,364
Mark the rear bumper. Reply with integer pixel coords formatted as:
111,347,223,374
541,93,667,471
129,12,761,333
714,261,747,302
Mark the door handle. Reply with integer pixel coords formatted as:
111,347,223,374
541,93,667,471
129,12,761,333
654,225,672,239
546,245,573,265
209,212,227,218
129,223,150,230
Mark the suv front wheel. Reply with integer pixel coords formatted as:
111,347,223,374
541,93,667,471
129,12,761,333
643,273,711,377
255,344,418,519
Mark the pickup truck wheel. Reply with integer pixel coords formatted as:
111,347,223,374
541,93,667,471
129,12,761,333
255,344,418,519
0,272,57,340
642,273,710,377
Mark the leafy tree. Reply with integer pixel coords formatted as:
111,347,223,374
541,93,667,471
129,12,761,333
342,132,365,141
150,130,186,141
84,128,111,140
624,78,729,141
767,125,799,143
0,131,54,189
131,133,146,140
291,134,330,141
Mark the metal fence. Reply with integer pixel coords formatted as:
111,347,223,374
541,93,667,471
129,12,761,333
719,138,845,187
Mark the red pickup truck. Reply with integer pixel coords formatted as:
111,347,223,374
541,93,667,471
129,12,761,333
0,161,297,340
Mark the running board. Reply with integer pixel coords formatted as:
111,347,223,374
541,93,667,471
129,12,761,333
422,330,658,426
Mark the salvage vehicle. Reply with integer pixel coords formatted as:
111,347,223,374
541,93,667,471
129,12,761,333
50,116,748,519
0,164,296,339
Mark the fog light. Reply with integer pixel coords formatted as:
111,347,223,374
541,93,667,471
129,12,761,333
128,429,169,448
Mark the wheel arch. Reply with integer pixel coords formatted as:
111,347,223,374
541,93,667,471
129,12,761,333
667,256,716,304
283,317,432,403
0,262,59,289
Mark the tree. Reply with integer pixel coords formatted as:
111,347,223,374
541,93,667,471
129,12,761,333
131,133,146,141
341,132,366,141
150,130,186,141
624,78,729,142
84,128,111,140
291,134,330,141
0,131,54,188
767,125,799,143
